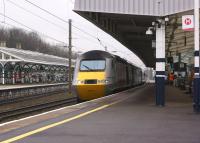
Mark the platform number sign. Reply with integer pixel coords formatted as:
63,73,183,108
182,15,194,31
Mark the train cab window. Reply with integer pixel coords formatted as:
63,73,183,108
80,60,106,71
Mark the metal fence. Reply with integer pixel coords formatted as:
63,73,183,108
0,83,68,104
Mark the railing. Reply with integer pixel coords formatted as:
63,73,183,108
0,83,68,104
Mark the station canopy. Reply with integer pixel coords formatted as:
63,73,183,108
0,47,74,67
74,0,199,67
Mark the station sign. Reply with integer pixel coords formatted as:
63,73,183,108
182,15,194,31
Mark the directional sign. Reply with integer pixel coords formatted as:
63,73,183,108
182,15,194,31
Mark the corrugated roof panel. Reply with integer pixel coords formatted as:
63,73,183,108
74,0,199,16
124,0,129,14
163,0,194,15
144,0,150,15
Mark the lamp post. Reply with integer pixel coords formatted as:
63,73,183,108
68,19,72,96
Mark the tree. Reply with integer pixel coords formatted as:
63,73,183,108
0,27,77,59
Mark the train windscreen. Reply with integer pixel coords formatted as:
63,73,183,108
80,60,106,71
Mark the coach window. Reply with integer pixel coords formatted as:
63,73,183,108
80,60,106,71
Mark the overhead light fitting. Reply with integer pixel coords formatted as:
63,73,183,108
146,27,154,35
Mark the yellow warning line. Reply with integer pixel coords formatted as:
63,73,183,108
0,101,119,143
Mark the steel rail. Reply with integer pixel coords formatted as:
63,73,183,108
0,96,77,123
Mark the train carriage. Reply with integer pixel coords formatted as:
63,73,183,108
73,50,143,101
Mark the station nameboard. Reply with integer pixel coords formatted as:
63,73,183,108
182,15,194,31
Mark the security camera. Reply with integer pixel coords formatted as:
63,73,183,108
146,29,153,35
165,17,169,22
146,27,153,35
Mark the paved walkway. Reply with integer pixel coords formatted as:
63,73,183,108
0,84,199,143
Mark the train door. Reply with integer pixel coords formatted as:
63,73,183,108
126,65,129,86
131,67,134,86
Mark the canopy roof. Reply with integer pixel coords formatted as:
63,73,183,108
74,0,197,67
74,0,197,17
0,47,75,67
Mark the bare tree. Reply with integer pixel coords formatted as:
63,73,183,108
0,27,77,59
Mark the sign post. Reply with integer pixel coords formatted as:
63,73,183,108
193,0,200,113
68,19,72,96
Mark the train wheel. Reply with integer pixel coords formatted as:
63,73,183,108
76,96,82,103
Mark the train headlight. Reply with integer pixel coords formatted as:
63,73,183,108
76,80,84,84
98,80,109,84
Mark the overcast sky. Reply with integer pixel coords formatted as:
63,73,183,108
0,0,145,68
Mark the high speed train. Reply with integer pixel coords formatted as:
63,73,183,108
72,50,143,101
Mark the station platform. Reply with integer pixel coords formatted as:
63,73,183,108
0,84,199,143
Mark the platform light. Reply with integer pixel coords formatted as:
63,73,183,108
146,27,153,35
76,80,84,84
98,79,109,84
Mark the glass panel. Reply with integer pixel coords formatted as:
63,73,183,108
80,60,105,71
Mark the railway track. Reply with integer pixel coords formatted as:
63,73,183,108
0,83,68,105
0,97,77,123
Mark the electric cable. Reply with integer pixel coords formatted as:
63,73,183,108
6,0,67,31
0,13,67,45
23,0,105,42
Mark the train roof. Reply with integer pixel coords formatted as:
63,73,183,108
79,50,114,59
78,50,141,69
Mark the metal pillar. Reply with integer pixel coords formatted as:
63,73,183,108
2,65,5,85
193,0,200,113
12,71,15,84
1,53,5,85
68,19,72,96
155,20,165,106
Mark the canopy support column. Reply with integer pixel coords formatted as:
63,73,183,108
0,63,5,85
12,71,15,84
193,0,200,113
1,53,5,85
155,19,166,106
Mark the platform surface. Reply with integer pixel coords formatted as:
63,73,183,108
0,84,199,143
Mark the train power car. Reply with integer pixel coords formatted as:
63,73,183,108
72,50,143,101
